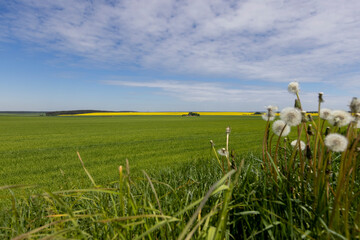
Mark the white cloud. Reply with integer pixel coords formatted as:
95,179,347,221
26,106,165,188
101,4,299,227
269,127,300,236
103,79,352,111
1,0,360,87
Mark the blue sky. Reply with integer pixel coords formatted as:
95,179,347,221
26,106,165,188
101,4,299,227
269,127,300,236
0,0,359,111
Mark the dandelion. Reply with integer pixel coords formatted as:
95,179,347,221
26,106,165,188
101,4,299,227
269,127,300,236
324,133,348,152
307,124,314,135
266,105,278,112
280,107,302,126
325,127,330,136
320,108,332,120
262,113,274,121
217,148,229,157
307,114,313,122
355,113,360,128
319,92,324,103
328,110,352,127
262,105,277,121
291,140,306,151
288,81,299,94
226,126,231,134
226,126,230,151
272,120,290,136
301,111,307,123
349,97,360,113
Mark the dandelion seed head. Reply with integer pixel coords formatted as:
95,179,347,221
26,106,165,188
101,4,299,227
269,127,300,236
266,105,278,112
262,113,275,121
354,113,360,128
328,110,352,127
291,140,306,151
280,107,302,126
217,148,229,157
350,97,360,113
288,81,299,94
262,105,277,121
319,108,331,120
226,126,231,134
324,133,348,152
272,120,290,136
307,114,313,121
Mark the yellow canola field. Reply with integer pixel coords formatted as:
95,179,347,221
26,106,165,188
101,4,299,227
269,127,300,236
64,112,257,116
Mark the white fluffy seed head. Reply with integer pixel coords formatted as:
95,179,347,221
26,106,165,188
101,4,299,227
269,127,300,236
319,108,332,120
266,105,278,112
324,133,348,152
328,110,352,127
262,105,278,121
262,113,275,121
217,148,229,157
272,120,290,136
226,126,231,134
350,97,360,113
288,81,299,94
355,114,360,128
291,140,306,151
280,107,302,126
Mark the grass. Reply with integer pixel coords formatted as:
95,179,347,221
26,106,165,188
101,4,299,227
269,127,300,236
0,115,263,191
1,95,358,239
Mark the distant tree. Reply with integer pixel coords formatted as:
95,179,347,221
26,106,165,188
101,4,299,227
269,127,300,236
188,112,200,116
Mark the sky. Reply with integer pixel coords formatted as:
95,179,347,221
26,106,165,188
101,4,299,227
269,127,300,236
0,0,360,112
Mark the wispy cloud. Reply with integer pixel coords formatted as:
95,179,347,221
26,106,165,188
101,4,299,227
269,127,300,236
104,79,286,102
103,79,352,111
1,0,360,87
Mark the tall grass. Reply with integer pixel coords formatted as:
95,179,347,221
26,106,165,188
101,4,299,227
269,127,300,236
1,83,359,239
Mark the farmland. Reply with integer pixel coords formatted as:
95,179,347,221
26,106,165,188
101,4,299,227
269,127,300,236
1,107,359,239
0,115,264,190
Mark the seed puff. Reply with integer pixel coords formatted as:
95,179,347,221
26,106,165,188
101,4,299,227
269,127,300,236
288,82,299,94
328,110,352,127
272,120,290,136
291,140,306,151
324,133,348,152
280,107,302,126
319,108,331,120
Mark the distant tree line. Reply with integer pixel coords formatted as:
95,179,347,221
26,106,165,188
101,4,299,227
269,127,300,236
182,112,200,117
45,110,135,116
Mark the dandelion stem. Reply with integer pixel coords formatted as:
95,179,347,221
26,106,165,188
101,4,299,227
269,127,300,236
273,124,289,178
262,120,271,172
212,145,225,175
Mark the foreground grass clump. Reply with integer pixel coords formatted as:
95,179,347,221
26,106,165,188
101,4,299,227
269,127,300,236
259,83,360,239
0,155,247,239
1,147,358,239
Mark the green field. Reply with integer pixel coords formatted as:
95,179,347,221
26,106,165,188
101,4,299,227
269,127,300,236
1,113,359,239
0,115,264,190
